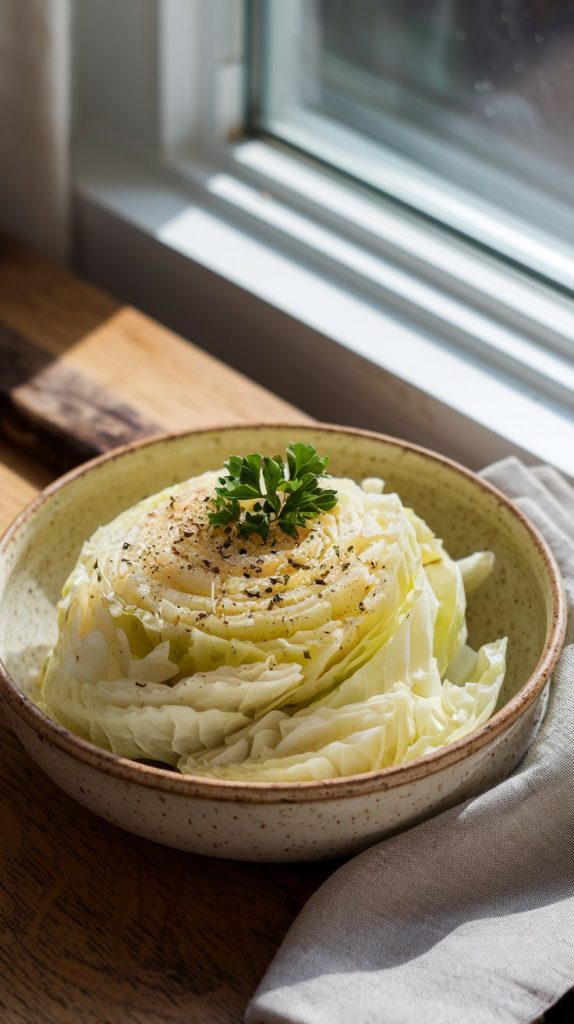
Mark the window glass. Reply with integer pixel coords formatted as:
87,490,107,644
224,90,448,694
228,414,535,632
254,0,574,288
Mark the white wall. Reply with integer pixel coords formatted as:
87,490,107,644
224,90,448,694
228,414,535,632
74,0,160,149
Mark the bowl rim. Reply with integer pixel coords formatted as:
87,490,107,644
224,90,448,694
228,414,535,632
0,422,567,804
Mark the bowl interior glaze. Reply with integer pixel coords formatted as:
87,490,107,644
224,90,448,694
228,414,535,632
0,426,556,748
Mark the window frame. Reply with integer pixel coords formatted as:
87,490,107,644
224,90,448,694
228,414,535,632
249,0,574,294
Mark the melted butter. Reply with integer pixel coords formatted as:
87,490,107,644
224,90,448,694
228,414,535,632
135,482,319,595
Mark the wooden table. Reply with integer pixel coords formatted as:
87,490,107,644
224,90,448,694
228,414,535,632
0,240,568,1024
0,240,331,1024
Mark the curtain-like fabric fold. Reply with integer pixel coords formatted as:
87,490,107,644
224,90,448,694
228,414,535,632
0,0,71,261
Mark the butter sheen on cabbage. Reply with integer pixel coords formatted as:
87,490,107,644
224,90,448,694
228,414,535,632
40,472,507,781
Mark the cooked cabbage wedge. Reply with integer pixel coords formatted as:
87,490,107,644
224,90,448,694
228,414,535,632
40,471,506,780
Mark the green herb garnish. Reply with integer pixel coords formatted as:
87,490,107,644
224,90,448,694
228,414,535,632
207,442,338,542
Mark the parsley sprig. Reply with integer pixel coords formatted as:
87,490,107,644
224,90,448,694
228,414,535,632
207,442,338,542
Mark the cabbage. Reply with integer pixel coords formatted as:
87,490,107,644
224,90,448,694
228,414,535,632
178,640,506,782
40,470,506,780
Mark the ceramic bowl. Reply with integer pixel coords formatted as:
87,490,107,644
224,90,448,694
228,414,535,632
0,425,566,861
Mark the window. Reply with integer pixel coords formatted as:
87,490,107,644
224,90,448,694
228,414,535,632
73,0,574,476
251,0,574,291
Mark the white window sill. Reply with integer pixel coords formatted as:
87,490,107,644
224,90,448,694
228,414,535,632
74,133,574,477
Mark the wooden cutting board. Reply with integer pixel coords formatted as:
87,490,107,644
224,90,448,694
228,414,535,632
0,238,306,472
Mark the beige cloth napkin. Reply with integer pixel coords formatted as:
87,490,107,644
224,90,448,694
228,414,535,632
247,458,574,1024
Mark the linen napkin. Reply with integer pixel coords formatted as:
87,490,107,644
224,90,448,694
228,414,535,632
247,458,574,1024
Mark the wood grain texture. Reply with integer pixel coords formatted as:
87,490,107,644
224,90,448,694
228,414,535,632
0,238,317,1024
0,322,163,470
0,440,51,531
0,711,330,1024
0,238,308,449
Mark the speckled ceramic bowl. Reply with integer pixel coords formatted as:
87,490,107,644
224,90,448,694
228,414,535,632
0,425,566,861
